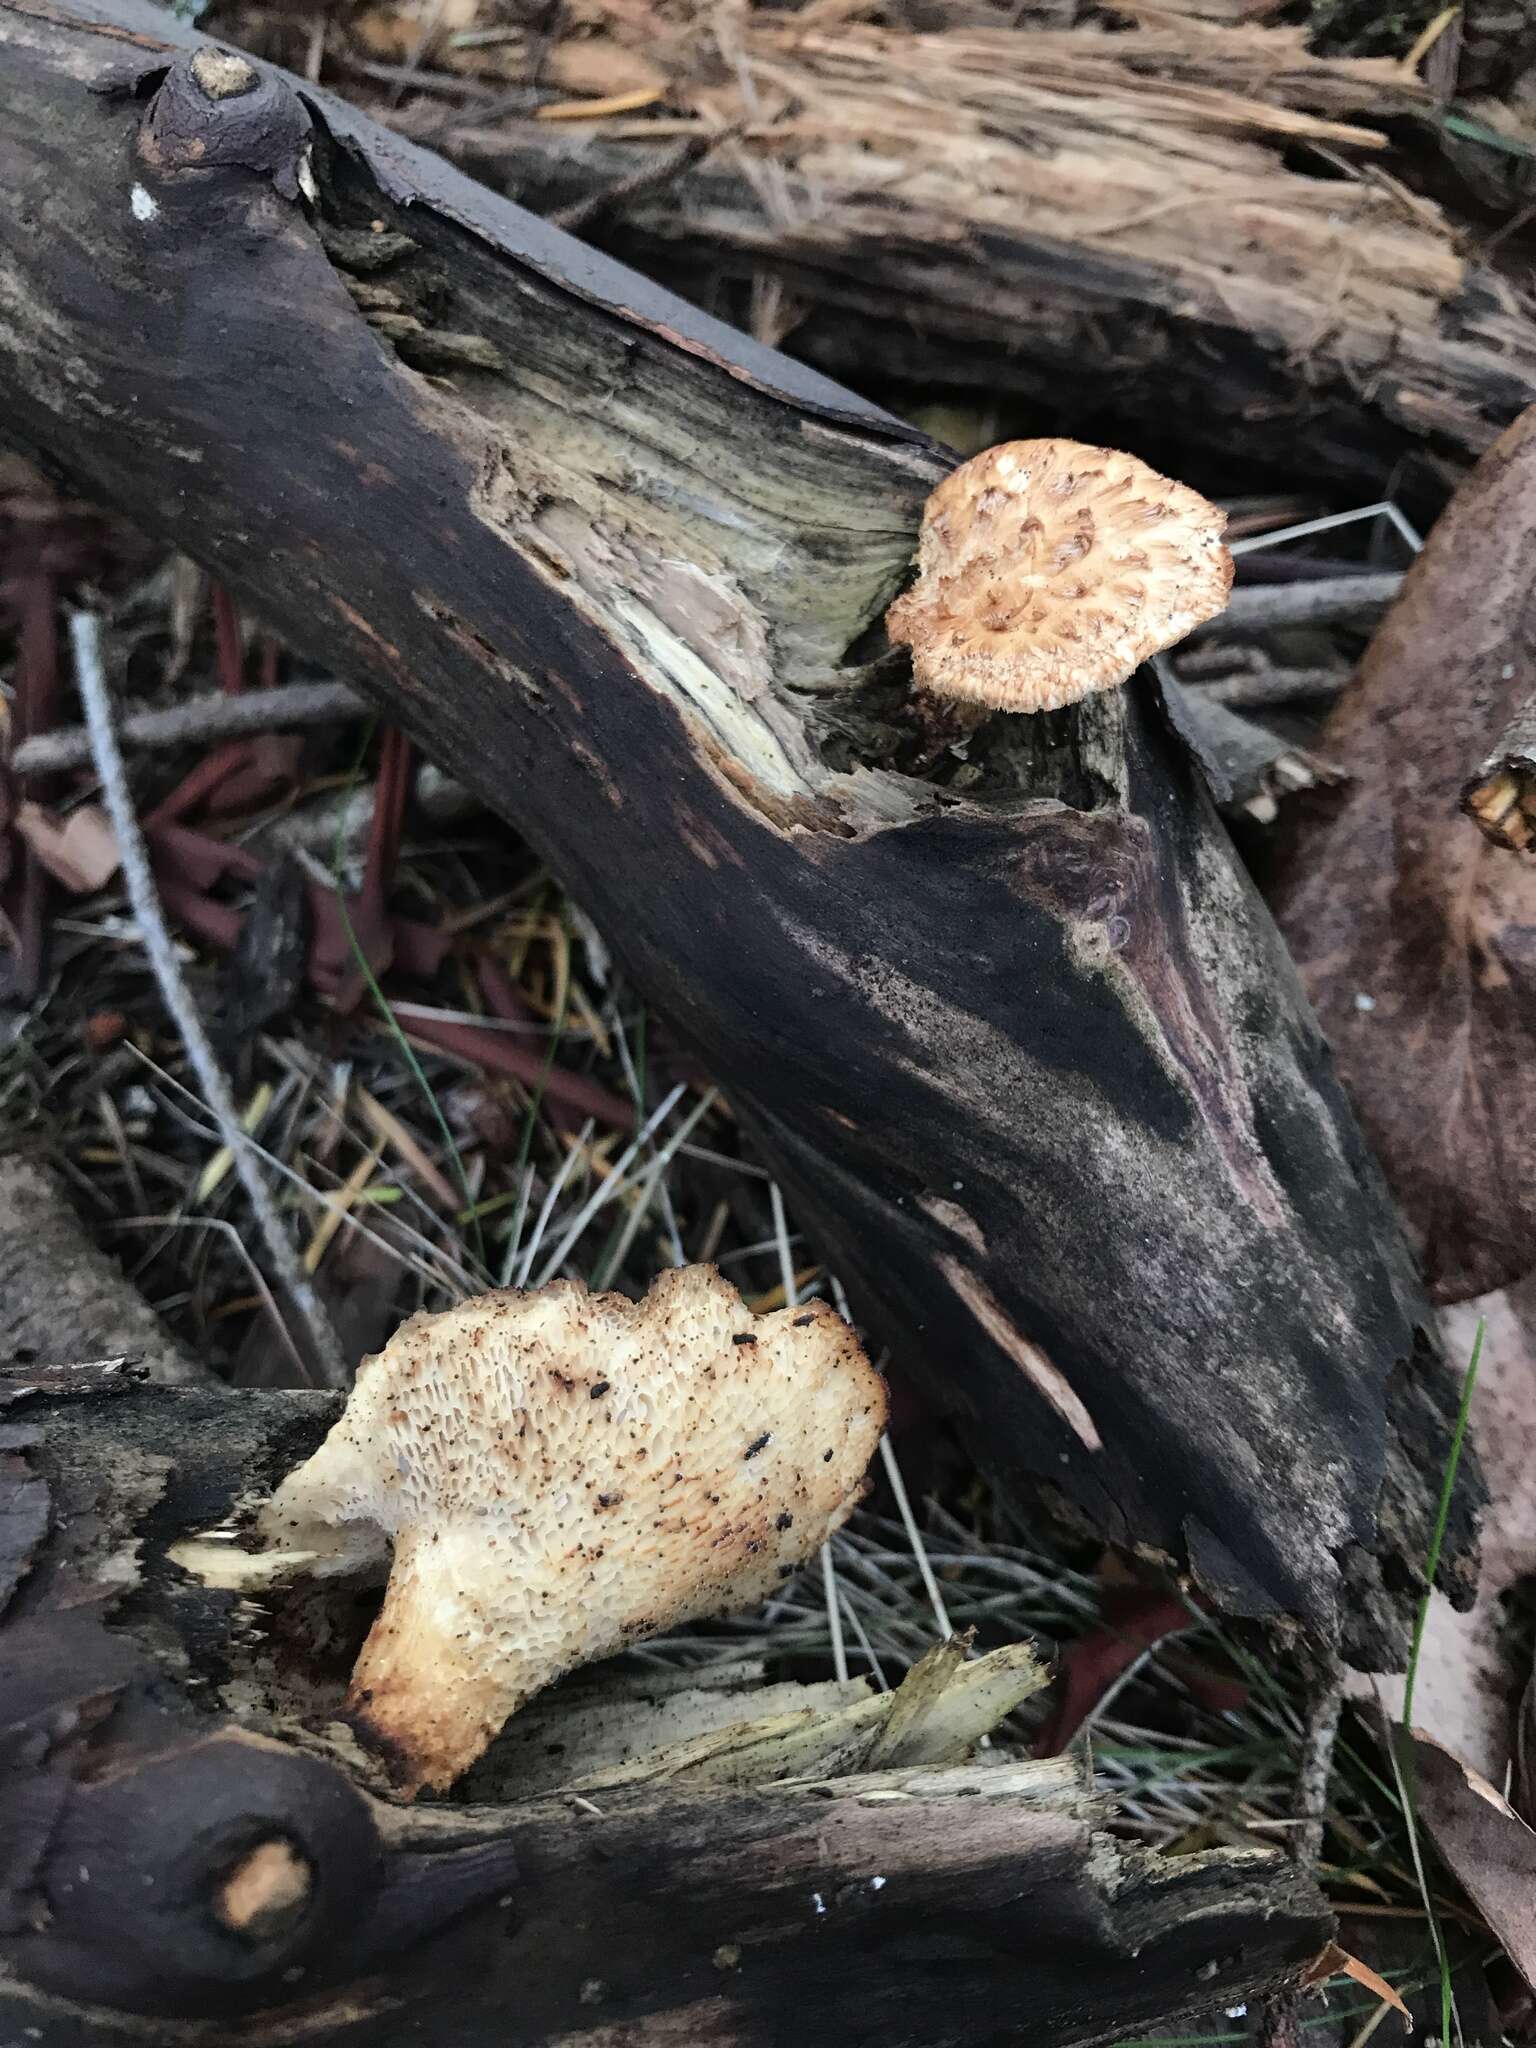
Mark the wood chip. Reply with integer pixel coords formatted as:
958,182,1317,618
13,800,119,893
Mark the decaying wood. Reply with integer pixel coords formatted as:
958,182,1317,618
0,1365,1334,2042
0,1154,203,1382
384,11,1536,484
1462,692,1536,849
0,0,1481,1660
1166,679,1345,824
1272,404,1536,1304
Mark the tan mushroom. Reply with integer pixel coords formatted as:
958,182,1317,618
886,438,1233,714
245,1266,885,1796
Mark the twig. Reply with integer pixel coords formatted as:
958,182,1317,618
772,1180,848,1685
1165,674,1345,822
1256,1658,1345,2048
550,138,711,233
1294,1657,1345,1869
70,612,351,1388
1188,664,1348,711
1192,570,1405,638
11,677,363,776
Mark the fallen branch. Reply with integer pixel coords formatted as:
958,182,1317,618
1169,680,1345,823
0,1364,1335,2041
396,14,1536,484
0,0,1479,1661
0,1154,204,1383
1185,663,1348,711
1193,571,1405,637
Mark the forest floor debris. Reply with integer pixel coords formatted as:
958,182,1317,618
0,454,1518,2041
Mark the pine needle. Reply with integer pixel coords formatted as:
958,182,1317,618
332,725,487,1274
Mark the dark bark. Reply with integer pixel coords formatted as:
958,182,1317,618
0,0,1479,1660
0,1365,1333,2043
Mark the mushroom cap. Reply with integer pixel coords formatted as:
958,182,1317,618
257,1266,886,1795
886,439,1233,714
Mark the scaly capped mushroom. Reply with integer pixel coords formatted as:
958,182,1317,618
238,1267,885,1796
887,439,1232,714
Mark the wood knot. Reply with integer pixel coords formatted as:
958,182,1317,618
138,49,314,202
189,48,259,100
212,1837,314,1943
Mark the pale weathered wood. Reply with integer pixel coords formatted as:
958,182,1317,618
390,14,1536,488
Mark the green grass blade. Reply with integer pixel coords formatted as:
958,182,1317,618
1402,1318,1484,1733
1397,1314,1485,2048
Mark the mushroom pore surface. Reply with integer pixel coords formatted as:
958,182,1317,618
257,1266,886,1795
886,438,1233,713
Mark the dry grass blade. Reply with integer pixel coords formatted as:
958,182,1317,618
69,612,350,1387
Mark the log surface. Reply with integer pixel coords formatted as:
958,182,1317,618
0,0,1478,1659
0,1368,1333,2044
382,12,1536,488
0,1155,203,1383
1272,405,1536,1303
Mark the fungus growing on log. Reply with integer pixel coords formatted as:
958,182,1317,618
887,439,1233,712
186,1267,885,1796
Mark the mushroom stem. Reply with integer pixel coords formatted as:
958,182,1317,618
346,1524,538,1796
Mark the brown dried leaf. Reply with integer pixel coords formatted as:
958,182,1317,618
1348,1291,1536,1796
1412,1732,1536,1995
1301,1939,1414,2026
1271,404,1536,1303
13,800,119,894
